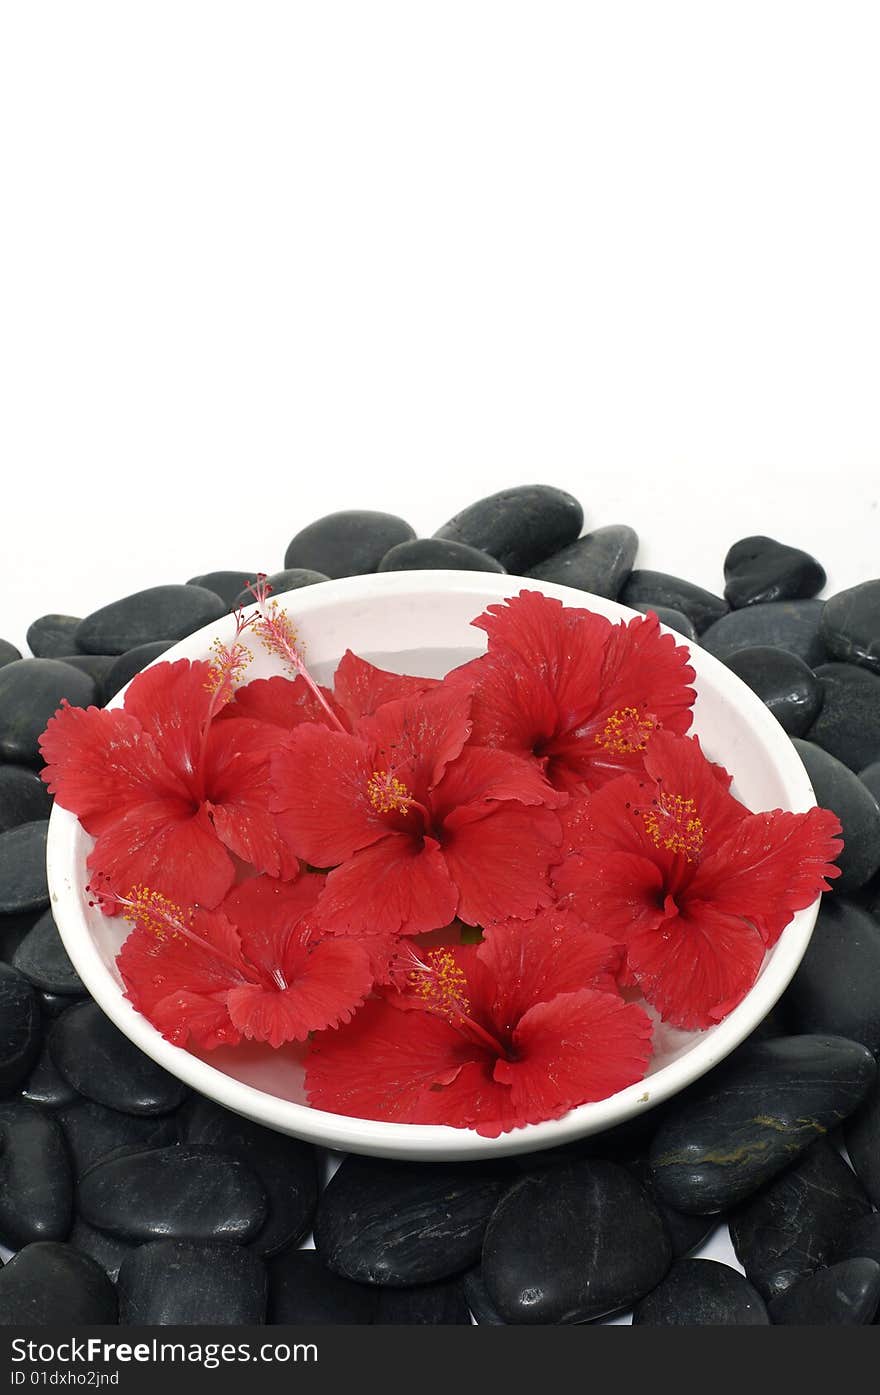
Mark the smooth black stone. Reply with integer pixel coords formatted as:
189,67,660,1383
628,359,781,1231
232,568,329,610
791,742,880,891
632,604,698,642
821,579,880,673
808,662,880,771
700,600,827,667
0,820,49,914
620,570,728,633
315,1156,506,1286
0,961,41,1093
833,1213,880,1267
285,510,416,579
433,485,583,574
0,1243,117,1324
20,1039,79,1108
375,1279,472,1325
724,648,823,736
26,614,84,658
56,653,117,692
379,538,506,574
462,1266,507,1324
0,1102,73,1246
75,585,226,656
0,658,96,765
768,1259,880,1325
58,1098,180,1177
628,1159,716,1259
729,1139,870,1301
186,570,259,608
183,1098,318,1257
13,908,84,994
101,641,174,701
782,898,880,1052
525,525,638,599
724,536,826,609
482,1159,671,1325
633,1259,769,1326
845,1073,880,1205
80,1144,268,1243
0,765,53,834
859,759,880,804
1,911,41,966
268,1248,378,1324
0,639,22,669
41,988,85,1018
49,1000,189,1114
649,1035,876,1214
118,1240,267,1324
69,1219,134,1283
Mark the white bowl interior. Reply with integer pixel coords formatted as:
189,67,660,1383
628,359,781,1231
47,572,819,1160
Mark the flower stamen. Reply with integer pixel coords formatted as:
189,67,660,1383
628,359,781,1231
637,791,704,860
407,948,470,1021
596,706,658,754
368,770,414,815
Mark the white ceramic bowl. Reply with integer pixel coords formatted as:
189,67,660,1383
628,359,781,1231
47,572,820,1161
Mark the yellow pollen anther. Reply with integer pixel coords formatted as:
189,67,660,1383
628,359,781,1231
596,706,657,754
124,885,193,941
205,638,252,698
255,602,306,668
639,793,705,861
408,949,469,1021
367,770,413,815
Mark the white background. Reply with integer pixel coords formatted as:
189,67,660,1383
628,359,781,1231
1,1,878,1303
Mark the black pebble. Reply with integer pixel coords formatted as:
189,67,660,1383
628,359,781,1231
434,485,583,574
79,1144,268,1243
859,759,880,804
631,604,698,642
186,570,260,608
0,1243,117,1324
69,1218,134,1283
285,510,416,579
462,1266,507,1324
118,1240,267,1324
55,653,117,692
768,1259,880,1325
232,568,329,609
0,1102,73,1246
820,579,880,673
184,1097,318,1256
101,641,174,701
526,525,638,599
375,1279,472,1325
20,1039,79,1108
49,1000,189,1114
0,961,41,1094
628,1159,716,1259
0,639,22,669
26,614,84,658
782,898,880,1052
379,538,506,574
724,647,823,736
700,600,827,667
723,536,826,609
0,764,53,834
0,820,49,914
633,1258,769,1325
832,1212,880,1267
13,908,84,995
75,585,226,655
0,658,96,764
481,1159,671,1324
791,740,880,891
845,1073,880,1205
729,1139,870,1301
807,662,880,771
58,1098,180,1177
649,1035,876,1213
268,1248,378,1324
620,571,728,633
314,1156,506,1286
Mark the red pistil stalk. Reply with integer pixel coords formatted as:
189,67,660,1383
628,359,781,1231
406,948,509,1058
246,575,347,733
88,880,250,981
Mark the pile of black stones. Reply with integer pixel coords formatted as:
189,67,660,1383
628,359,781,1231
1,485,880,1326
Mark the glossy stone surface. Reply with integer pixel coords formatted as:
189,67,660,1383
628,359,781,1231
78,1145,268,1243
791,741,880,891
378,538,506,573
58,1098,180,1177
13,909,85,995
859,759,880,804
820,579,880,672
49,1000,189,1114
314,1156,506,1286
782,898,880,1052
0,1243,117,1324
832,1212,880,1267
231,568,329,609
700,600,827,666
649,1035,876,1213
186,570,258,608
729,1140,870,1300
75,584,226,654
462,1266,507,1324
69,1219,134,1283
118,1240,267,1324
0,764,53,833
0,639,22,668
285,510,416,578
768,1259,880,1325
808,662,880,770
621,570,728,633
375,1279,472,1325
0,659,96,764
0,820,49,914
268,1248,378,1324
526,525,638,598
0,1103,73,1246
433,486,583,573
26,614,84,658
633,1259,769,1325
0,961,41,1094
482,1159,671,1324
724,647,822,736
723,536,825,609
102,641,174,700
628,1159,715,1259
632,604,698,642
845,1074,880,1205
20,1039,79,1108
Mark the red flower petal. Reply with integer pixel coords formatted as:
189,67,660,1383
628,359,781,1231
270,726,387,865
332,650,440,727
432,746,567,828
358,686,473,799
642,730,747,847
477,911,624,1019
441,804,561,926
204,720,296,878
552,849,668,941
122,659,215,791
452,651,562,759
149,991,241,1051
318,834,459,938
88,800,236,908
222,873,325,976
597,612,695,737
471,591,611,704
225,938,373,1047
495,988,654,1126
220,674,346,733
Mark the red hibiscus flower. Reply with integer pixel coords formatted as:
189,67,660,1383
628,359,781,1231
270,686,565,938
115,874,373,1050
448,590,696,794
553,730,843,1030
39,659,300,908
305,912,653,1136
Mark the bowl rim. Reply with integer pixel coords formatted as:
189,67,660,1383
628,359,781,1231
46,570,820,1160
